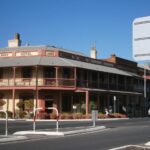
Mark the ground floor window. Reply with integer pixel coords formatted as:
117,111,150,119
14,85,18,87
99,94,108,113
61,94,72,112
73,93,85,113
45,95,54,113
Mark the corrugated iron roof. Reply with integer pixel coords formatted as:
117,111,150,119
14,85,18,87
0,45,86,56
0,56,140,77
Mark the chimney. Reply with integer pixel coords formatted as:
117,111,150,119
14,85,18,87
90,43,97,59
8,33,21,47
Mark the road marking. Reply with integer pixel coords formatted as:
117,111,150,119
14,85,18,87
109,145,150,150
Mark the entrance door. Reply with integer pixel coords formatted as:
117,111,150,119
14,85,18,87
45,99,53,113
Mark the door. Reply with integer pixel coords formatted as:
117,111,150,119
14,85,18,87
45,98,53,113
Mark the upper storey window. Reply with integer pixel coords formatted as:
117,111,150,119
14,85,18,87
22,67,32,78
44,67,55,78
0,69,3,79
63,68,71,78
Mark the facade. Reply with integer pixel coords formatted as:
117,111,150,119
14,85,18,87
0,34,150,118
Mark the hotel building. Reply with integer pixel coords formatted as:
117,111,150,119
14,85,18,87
0,33,149,118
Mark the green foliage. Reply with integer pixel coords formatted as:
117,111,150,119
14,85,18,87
0,112,5,118
72,113,82,119
60,113,73,119
7,111,13,118
16,99,34,119
16,100,24,110
24,99,34,110
17,99,34,111
89,101,96,110
15,110,27,119
0,111,12,118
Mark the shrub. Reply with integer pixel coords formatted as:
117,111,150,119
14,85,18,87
0,111,13,118
58,112,127,120
15,110,27,119
0,100,6,107
109,113,126,118
0,112,5,118
16,101,24,110
59,113,93,119
7,111,13,118
85,114,91,119
98,113,106,119
37,112,50,119
50,113,57,119
60,113,73,119
24,99,34,111
72,113,82,119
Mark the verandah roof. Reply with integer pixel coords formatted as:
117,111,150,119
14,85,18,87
0,56,139,77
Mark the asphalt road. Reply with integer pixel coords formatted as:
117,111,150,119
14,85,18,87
0,118,150,150
0,118,150,134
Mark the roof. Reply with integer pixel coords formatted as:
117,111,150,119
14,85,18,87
0,56,140,77
0,45,86,57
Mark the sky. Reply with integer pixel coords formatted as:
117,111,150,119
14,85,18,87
0,0,150,61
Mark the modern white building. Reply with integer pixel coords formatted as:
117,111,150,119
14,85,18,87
133,16,150,61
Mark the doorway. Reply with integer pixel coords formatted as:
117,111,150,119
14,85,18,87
45,97,53,113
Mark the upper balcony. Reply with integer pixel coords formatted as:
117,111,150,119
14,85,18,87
0,78,75,88
77,79,144,93
0,67,145,93
0,66,76,89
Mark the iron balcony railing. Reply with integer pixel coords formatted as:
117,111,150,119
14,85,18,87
0,78,75,87
0,78,144,92
76,79,144,93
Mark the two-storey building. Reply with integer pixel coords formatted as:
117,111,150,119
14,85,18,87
0,33,149,118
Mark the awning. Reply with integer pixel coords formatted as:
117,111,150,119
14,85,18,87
0,56,140,77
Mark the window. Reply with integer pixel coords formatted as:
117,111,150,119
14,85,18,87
63,68,71,78
62,94,72,112
22,67,32,78
45,95,54,113
0,68,3,79
109,74,116,84
44,67,55,78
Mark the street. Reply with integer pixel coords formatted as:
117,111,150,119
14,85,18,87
0,118,150,149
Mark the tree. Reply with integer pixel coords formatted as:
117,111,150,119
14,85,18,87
16,100,24,111
24,99,34,111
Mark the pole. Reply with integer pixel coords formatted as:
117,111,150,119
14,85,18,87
33,65,38,132
35,65,38,108
33,107,43,132
0,110,8,136
144,66,147,115
114,96,116,113
47,107,59,132
6,112,8,136
93,119,95,127
144,67,146,99
56,117,59,132
33,107,36,132
93,112,96,127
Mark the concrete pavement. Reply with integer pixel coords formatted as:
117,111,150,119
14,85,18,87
14,125,106,136
0,135,27,143
0,126,106,143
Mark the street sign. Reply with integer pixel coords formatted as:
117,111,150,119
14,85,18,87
133,16,150,61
